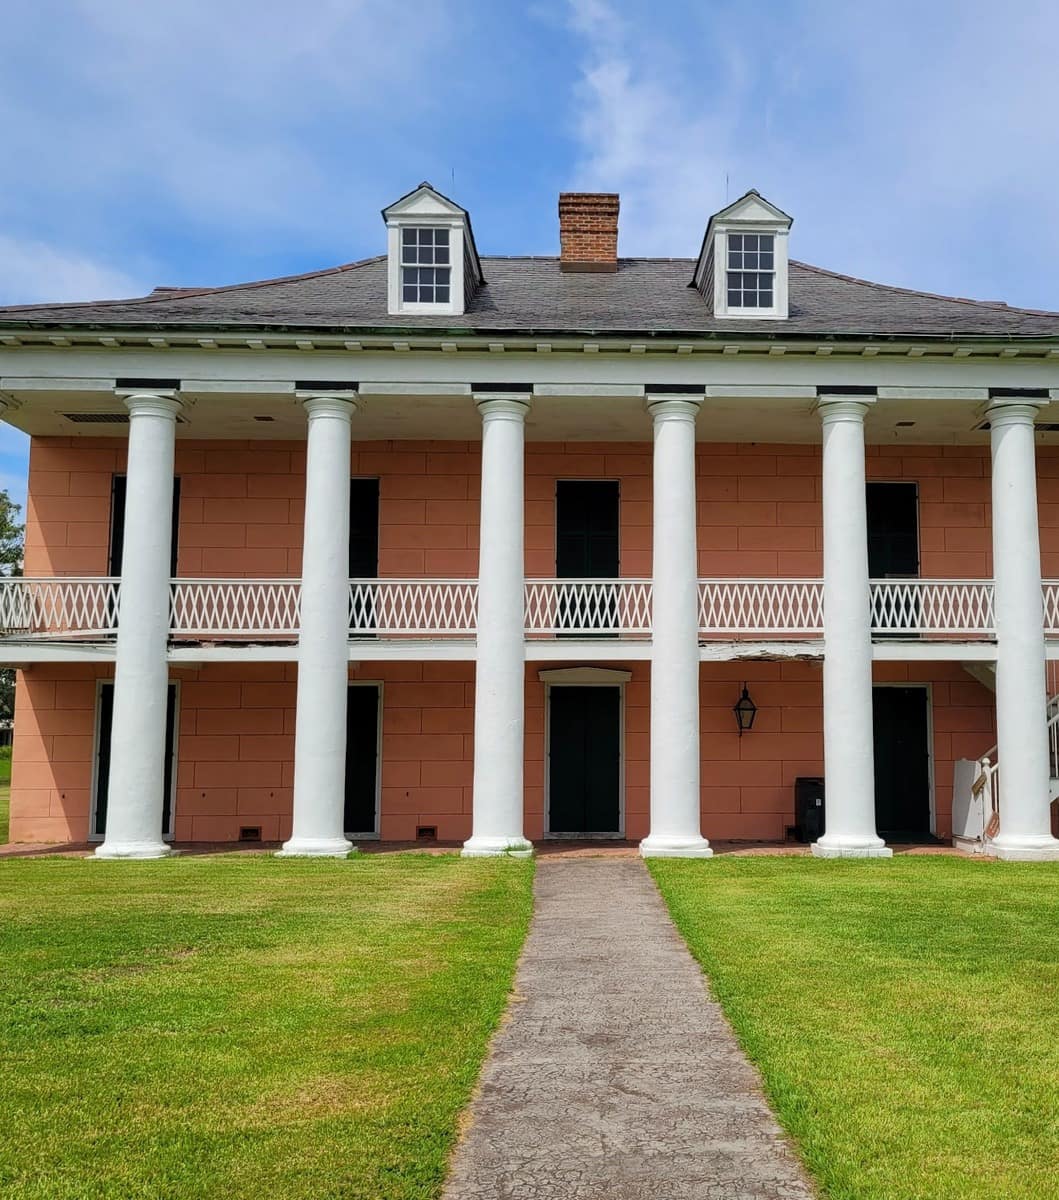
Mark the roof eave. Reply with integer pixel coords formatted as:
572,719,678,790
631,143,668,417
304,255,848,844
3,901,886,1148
2,320,1058,346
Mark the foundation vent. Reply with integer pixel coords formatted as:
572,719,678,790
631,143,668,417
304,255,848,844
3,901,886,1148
415,825,438,842
238,826,262,842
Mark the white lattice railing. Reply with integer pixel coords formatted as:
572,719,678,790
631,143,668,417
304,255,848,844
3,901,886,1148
1043,582,1059,634
0,577,120,638
5,575,1059,642
524,579,653,637
170,580,302,638
870,579,995,637
699,579,824,636
349,579,478,636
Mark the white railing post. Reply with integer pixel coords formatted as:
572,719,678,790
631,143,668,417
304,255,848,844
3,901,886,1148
464,394,533,857
987,395,1059,860
641,394,712,858
95,391,182,859
814,395,891,858
279,392,356,857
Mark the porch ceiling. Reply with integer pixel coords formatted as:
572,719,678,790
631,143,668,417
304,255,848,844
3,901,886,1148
3,380,1059,445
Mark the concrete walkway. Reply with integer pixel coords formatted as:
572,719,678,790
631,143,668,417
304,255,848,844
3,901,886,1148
444,857,815,1200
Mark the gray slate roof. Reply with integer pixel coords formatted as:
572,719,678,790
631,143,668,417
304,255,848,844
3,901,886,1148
2,255,1058,339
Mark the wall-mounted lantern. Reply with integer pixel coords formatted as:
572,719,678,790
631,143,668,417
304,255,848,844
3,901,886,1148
733,684,757,736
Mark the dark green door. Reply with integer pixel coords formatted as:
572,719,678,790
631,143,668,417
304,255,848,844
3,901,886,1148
349,478,380,636
109,475,181,576
344,685,380,835
872,686,931,839
548,686,621,834
556,480,619,577
866,482,919,577
349,479,380,577
93,682,177,838
556,480,619,633
867,482,919,635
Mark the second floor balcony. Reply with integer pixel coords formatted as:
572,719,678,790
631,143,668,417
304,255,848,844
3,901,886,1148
0,575,1026,654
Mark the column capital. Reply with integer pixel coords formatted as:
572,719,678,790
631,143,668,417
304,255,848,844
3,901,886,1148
814,394,876,424
474,393,531,421
297,391,358,419
645,394,702,421
117,390,183,420
984,395,1048,427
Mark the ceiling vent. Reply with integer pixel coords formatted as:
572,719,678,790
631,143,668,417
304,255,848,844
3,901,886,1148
975,420,1059,432
63,412,130,424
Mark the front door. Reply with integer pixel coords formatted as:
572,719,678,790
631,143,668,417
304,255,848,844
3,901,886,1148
93,682,177,839
872,686,931,839
345,684,380,836
548,686,621,835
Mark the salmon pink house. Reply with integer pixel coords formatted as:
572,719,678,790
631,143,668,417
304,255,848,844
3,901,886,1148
3,183,1059,861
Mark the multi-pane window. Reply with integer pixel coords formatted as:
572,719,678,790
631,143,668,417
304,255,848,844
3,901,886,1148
401,227,451,303
726,232,775,308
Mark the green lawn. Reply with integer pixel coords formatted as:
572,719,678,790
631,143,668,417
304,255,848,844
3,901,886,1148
651,857,1059,1200
0,854,533,1200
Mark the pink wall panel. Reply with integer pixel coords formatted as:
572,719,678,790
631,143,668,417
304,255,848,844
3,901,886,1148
7,659,994,846
8,433,1023,847
23,435,1059,581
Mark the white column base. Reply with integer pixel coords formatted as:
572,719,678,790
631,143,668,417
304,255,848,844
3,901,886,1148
812,840,893,859
276,836,354,858
461,836,534,858
94,840,172,860
989,836,1059,862
639,835,713,859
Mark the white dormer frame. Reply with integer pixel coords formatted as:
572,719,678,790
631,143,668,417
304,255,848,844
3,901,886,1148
693,190,793,320
382,182,482,318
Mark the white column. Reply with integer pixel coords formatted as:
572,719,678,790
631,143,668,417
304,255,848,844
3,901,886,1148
96,391,181,859
464,394,533,857
640,395,712,858
987,397,1059,860
813,396,891,858
280,393,356,857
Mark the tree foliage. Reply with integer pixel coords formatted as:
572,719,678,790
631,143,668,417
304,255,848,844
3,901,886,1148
0,490,24,720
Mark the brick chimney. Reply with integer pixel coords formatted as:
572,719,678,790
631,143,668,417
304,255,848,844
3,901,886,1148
558,192,619,272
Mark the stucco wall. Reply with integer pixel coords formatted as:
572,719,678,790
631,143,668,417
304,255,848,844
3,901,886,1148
8,659,993,845
9,433,1023,846
23,435,1059,578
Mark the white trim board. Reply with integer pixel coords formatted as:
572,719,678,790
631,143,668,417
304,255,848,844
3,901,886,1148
538,666,633,684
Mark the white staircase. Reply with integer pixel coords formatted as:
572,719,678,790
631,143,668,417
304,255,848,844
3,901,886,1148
954,662,1059,851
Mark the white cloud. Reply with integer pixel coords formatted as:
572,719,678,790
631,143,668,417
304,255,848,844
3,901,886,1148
0,0,462,254
564,0,739,255
563,0,1059,309
0,235,144,306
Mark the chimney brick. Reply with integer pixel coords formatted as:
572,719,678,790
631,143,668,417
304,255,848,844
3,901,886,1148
558,192,619,273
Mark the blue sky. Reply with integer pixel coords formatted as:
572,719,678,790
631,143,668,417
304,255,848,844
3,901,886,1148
2,0,1058,509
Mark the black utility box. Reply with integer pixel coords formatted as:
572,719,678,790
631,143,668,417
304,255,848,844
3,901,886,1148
794,777,825,843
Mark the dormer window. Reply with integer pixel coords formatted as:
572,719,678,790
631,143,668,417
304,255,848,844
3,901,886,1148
383,182,483,317
401,228,451,304
692,189,792,320
726,233,774,308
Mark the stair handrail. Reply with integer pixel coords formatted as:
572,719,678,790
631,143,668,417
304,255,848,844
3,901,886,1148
972,693,1059,846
